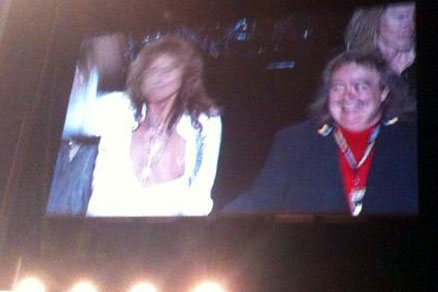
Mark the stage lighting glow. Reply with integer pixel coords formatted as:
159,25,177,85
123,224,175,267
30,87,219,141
128,282,158,292
14,277,46,292
70,281,98,292
191,281,225,292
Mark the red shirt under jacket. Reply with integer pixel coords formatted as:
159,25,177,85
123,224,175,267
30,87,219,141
337,125,376,213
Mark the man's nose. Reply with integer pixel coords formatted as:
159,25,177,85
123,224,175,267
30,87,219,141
343,86,357,99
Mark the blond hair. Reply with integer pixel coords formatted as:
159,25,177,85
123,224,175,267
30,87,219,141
344,6,384,52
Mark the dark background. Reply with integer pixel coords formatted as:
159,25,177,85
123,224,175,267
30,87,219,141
0,0,436,291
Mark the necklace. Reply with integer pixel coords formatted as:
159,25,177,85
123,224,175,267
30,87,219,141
333,125,380,216
140,126,171,187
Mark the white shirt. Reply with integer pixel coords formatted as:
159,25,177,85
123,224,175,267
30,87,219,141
84,92,222,217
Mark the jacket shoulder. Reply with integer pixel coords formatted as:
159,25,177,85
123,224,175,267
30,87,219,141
381,119,417,142
275,120,320,144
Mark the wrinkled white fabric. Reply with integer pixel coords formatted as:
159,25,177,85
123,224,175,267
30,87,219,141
85,92,222,217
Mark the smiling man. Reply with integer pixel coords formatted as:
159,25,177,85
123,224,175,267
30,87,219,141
226,51,417,216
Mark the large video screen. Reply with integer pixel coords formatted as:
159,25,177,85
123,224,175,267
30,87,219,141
46,1,417,217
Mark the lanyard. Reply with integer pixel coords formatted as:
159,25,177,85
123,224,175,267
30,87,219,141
333,125,380,216
333,125,380,171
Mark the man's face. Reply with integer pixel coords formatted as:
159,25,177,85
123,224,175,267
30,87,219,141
141,54,184,104
380,3,415,51
328,62,388,132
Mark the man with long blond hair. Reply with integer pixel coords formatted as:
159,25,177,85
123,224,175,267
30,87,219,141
344,2,416,108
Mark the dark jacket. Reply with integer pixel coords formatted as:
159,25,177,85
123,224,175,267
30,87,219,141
46,138,99,216
225,119,418,215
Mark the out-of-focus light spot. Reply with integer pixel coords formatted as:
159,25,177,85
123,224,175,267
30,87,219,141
266,61,295,70
128,282,158,292
70,281,98,292
303,29,310,39
191,281,225,292
14,277,46,292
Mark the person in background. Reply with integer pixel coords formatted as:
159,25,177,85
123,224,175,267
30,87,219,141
225,51,417,216
344,2,416,108
85,35,222,216
46,32,129,215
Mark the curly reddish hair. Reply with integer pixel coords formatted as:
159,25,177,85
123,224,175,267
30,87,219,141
126,35,217,131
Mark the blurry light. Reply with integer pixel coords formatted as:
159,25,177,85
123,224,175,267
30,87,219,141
70,281,98,292
128,282,158,292
14,277,46,292
303,29,310,39
191,281,225,292
267,61,295,70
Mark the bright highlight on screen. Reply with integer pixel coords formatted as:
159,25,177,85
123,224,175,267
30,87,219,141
14,277,46,292
70,281,98,292
191,281,225,292
128,282,158,292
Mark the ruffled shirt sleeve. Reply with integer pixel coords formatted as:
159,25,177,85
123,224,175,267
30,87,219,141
81,92,136,136
176,114,222,216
